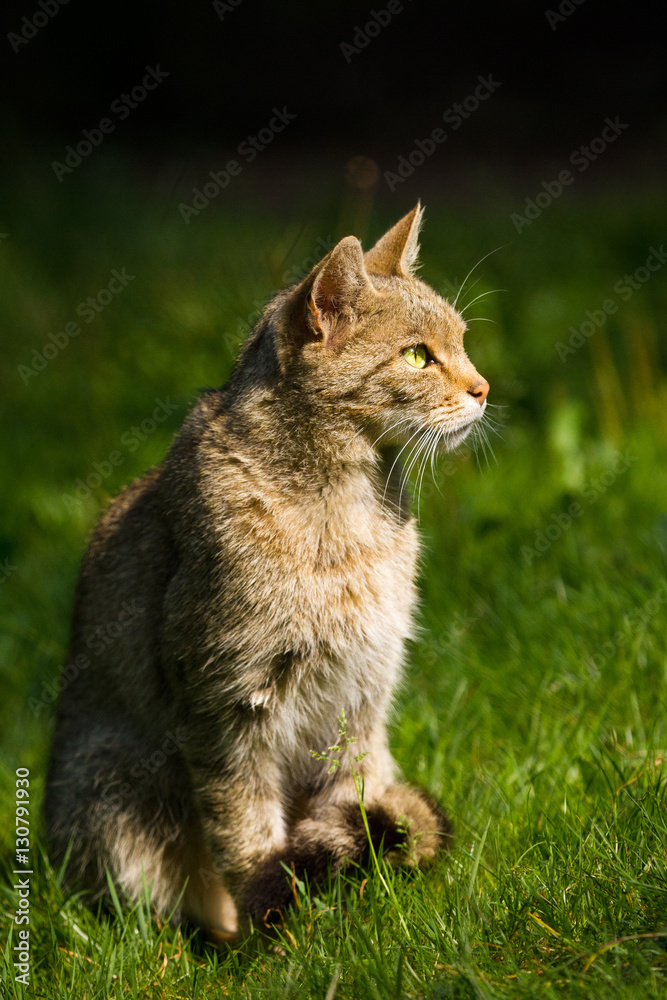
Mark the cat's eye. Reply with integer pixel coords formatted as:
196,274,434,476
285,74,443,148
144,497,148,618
402,345,429,369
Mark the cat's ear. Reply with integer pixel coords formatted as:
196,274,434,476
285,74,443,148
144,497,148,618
306,235,375,344
364,203,424,278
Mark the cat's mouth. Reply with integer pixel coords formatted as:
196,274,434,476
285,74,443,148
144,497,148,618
429,398,487,453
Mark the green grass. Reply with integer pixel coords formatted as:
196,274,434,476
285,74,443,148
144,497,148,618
1,163,667,997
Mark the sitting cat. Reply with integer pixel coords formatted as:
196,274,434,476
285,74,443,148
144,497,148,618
44,204,489,937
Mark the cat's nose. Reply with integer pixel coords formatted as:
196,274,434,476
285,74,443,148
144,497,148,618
468,379,489,405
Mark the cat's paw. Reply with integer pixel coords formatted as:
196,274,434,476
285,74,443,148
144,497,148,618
243,831,341,926
355,788,453,867
243,852,307,927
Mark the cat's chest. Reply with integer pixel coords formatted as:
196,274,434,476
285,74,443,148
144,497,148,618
246,517,417,730
241,482,417,624
217,474,419,680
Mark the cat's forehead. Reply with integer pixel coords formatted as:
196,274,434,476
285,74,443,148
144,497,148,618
379,279,466,339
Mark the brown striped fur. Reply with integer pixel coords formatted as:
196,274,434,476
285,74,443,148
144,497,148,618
44,206,487,935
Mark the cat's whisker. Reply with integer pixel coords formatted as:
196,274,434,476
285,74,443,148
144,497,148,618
344,415,412,455
481,408,505,422
454,275,482,309
482,419,504,441
429,429,442,488
453,244,508,309
463,421,482,466
460,288,504,317
416,427,440,520
413,430,438,519
410,427,433,518
429,455,445,501
477,425,491,468
453,260,485,309
472,420,497,468
468,425,485,472
465,317,498,326
398,422,433,514
398,429,426,498
367,417,413,454
482,424,499,463
382,422,429,509
343,424,372,451
480,409,506,435
479,407,504,425
340,412,384,454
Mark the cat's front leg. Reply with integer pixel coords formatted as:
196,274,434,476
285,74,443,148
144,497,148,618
183,749,288,933
243,787,451,925
242,739,452,925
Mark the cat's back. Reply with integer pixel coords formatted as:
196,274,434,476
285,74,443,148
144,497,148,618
55,462,178,725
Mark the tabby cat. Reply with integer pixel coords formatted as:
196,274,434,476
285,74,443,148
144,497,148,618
44,204,489,937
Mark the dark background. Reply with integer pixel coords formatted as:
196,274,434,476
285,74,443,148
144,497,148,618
2,0,665,203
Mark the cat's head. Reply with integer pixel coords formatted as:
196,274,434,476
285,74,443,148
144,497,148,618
275,204,489,454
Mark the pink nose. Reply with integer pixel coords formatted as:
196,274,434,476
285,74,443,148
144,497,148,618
468,379,489,405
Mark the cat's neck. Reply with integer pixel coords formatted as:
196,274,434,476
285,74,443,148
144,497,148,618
213,317,413,527
231,383,375,488
223,331,377,490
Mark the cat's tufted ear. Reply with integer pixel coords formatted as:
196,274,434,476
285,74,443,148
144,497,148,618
306,235,376,344
364,203,424,278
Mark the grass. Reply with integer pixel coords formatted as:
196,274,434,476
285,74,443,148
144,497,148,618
1,161,667,997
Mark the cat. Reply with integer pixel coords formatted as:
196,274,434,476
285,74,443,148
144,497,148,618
44,204,489,938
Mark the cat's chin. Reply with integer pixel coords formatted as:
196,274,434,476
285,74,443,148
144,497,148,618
369,418,478,454
440,420,476,451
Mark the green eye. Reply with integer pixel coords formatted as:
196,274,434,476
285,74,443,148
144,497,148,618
402,345,428,369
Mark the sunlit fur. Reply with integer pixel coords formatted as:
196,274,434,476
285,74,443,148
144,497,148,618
301,271,487,451
44,206,482,938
